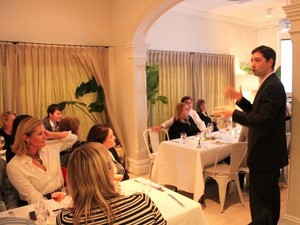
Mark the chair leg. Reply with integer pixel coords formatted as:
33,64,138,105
216,179,229,213
148,162,154,180
234,176,245,207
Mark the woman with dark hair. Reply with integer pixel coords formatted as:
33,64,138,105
5,114,31,163
196,99,219,132
58,116,84,167
86,124,129,181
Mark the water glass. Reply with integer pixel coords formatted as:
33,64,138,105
180,133,187,144
34,198,48,224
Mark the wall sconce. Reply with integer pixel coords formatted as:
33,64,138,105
266,8,272,18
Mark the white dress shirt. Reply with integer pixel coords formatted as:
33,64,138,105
161,109,206,131
6,132,77,204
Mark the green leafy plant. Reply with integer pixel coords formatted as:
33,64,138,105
58,76,107,124
146,63,168,126
275,66,281,79
240,65,253,75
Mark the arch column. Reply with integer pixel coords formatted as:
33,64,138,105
282,2,300,225
123,34,151,175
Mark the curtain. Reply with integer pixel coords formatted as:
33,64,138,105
147,50,234,126
0,42,124,149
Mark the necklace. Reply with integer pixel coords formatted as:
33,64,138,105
27,153,43,165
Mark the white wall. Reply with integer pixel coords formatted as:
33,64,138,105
145,9,281,94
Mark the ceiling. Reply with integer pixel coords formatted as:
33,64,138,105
172,0,289,29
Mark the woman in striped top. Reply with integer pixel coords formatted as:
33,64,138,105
56,142,166,225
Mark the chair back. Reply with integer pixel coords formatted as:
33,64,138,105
229,142,247,176
143,129,169,154
286,132,291,155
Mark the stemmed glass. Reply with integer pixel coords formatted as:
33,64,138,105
207,123,214,134
114,163,125,182
51,186,67,212
0,136,5,150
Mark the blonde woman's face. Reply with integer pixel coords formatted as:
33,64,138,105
181,105,190,119
4,114,16,129
103,129,116,149
26,124,47,149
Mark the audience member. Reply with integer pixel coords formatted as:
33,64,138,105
6,117,77,205
5,115,31,163
86,124,129,181
56,142,166,225
43,104,63,132
152,96,206,132
0,111,16,162
196,99,219,131
168,102,200,139
0,157,19,209
58,116,84,167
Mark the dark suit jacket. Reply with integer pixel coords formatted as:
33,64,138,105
232,73,288,171
43,117,57,132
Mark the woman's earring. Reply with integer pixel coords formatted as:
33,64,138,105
26,140,30,147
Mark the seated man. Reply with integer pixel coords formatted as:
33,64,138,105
43,104,63,132
0,158,18,209
152,96,206,132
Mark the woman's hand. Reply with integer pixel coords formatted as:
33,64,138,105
45,130,70,140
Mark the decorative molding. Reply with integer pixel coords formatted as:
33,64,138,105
283,3,300,34
281,213,300,225
171,2,285,29
127,157,150,176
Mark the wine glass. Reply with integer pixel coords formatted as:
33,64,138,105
207,123,214,134
51,187,67,212
0,136,5,150
114,163,125,182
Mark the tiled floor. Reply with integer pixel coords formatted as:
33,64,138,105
129,173,288,225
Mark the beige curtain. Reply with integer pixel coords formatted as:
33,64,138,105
147,50,234,126
0,42,124,149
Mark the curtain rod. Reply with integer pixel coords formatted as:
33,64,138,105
0,40,113,48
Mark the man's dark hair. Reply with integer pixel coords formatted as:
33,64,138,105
180,96,192,103
252,45,276,69
47,104,62,117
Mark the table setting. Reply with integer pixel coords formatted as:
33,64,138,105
152,127,240,201
0,178,208,225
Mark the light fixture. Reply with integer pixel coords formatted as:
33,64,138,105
266,8,272,18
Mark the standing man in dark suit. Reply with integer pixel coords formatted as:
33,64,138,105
218,45,288,224
43,104,63,132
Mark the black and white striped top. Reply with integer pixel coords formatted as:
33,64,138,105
56,193,167,225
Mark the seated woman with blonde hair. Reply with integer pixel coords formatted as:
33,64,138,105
6,117,77,205
56,142,166,225
168,102,200,139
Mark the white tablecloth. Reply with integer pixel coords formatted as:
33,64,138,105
0,178,208,225
121,178,208,225
152,133,237,201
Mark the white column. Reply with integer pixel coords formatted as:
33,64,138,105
123,34,151,175
282,2,300,225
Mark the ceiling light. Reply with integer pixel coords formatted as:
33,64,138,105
266,8,272,18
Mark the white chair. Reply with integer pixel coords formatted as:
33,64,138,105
279,132,291,186
143,128,169,179
204,142,247,213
